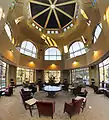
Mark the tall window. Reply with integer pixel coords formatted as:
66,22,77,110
20,41,37,58
0,60,7,90
45,47,61,60
4,23,14,44
16,67,34,85
69,41,87,58
71,68,89,85
93,23,102,43
99,57,109,88
44,70,61,83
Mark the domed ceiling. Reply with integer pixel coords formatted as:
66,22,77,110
30,0,76,29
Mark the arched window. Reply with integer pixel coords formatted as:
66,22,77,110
69,41,86,58
93,23,102,43
4,23,13,42
20,41,37,58
45,47,61,60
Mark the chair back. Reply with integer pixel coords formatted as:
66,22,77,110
73,99,84,114
93,86,98,93
84,89,88,97
36,101,55,118
9,86,13,95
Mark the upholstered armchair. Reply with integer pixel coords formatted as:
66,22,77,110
36,101,55,118
64,98,83,118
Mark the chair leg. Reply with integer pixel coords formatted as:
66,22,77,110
29,106,32,116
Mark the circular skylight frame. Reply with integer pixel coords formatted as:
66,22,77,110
30,0,77,31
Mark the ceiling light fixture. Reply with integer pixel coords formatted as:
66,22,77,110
51,4,55,9
80,9,88,19
64,45,68,53
0,7,5,20
81,35,86,43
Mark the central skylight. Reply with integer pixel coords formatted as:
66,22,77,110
30,0,76,29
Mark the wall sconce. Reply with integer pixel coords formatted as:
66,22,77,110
80,9,88,20
73,61,78,65
104,6,109,26
9,49,13,53
86,20,91,26
0,7,5,20
15,16,24,24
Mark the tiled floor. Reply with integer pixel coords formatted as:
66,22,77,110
0,87,109,120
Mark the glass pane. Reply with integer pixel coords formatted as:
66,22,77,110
21,41,27,49
50,56,56,60
57,56,61,60
26,42,33,50
74,51,81,57
33,46,36,53
81,49,86,54
99,62,103,67
95,25,102,39
4,23,12,41
94,36,96,43
24,51,32,56
20,49,24,54
45,56,49,60
73,42,80,52
103,58,109,66
16,67,34,85
31,54,36,58
79,42,84,49
50,48,56,55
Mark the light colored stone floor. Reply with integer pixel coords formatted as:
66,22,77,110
0,87,109,120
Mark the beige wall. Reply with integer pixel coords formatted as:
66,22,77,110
0,0,109,71
0,30,20,65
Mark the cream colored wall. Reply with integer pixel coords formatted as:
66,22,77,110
0,0,109,71
19,54,64,70
0,30,20,65
0,0,12,35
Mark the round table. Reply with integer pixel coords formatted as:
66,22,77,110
43,85,62,97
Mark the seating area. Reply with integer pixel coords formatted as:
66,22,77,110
0,0,109,120
17,84,89,119
0,86,109,120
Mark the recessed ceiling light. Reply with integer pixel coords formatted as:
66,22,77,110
39,28,42,31
32,23,35,27
47,30,50,34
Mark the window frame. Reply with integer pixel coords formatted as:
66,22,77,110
69,41,87,58
44,47,61,60
92,23,102,44
20,41,37,58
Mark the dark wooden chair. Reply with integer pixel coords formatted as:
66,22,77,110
20,91,33,109
36,101,55,118
78,89,88,97
93,86,104,94
64,98,83,118
73,86,82,96
5,86,13,96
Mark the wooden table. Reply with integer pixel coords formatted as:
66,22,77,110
25,98,38,116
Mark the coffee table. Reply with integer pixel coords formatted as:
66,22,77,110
43,85,62,97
